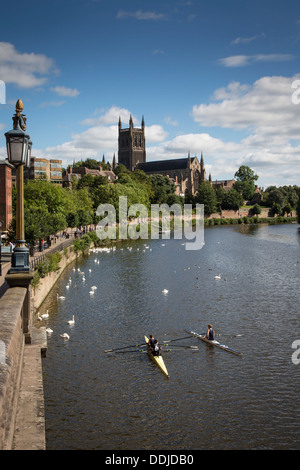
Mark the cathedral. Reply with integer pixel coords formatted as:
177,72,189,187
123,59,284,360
118,116,206,196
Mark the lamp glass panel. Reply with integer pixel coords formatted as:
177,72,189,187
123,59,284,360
7,136,28,165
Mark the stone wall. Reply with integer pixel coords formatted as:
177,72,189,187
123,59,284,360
0,287,26,450
208,208,296,219
32,247,79,311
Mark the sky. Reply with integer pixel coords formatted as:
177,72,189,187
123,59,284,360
0,0,300,188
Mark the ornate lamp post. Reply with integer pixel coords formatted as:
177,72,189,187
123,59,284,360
5,99,31,272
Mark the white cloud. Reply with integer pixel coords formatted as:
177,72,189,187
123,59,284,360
145,125,168,143
231,33,266,45
218,54,294,68
51,86,80,97
165,116,178,126
116,10,166,20
81,106,134,126
190,75,300,186
0,42,57,88
39,100,65,107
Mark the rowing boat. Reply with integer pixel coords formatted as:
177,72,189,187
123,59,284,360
184,329,242,356
144,336,169,377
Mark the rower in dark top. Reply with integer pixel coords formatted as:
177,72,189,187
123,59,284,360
205,324,215,341
148,334,156,350
148,335,160,355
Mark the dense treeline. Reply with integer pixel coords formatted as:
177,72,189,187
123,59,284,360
8,160,299,245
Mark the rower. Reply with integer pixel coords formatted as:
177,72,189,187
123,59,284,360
152,339,161,356
148,334,156,350
148,335,161,356
205,324,215,341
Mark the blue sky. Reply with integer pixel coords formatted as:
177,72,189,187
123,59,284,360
0,0,300,188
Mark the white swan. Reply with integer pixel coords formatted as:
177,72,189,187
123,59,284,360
60,333,70,339
162,289,169,294
41,310,49,319
214,274,221,280
68,315,75,325
37,312,43,321
57,294,66,300
91,286,97,290
89,290,95,295
46,328,53,334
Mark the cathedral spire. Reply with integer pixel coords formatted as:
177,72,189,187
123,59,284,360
112,153,117,169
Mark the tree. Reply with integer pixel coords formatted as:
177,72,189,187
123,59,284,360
234,165,258,201
113,164,130,176
266,189,285,207
251,203,262,216
149,174,176,204
195,181,218,216
221,189,244,211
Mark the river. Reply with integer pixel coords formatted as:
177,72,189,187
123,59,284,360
40,223,300,450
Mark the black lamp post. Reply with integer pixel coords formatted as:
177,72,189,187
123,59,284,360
5,99,31,273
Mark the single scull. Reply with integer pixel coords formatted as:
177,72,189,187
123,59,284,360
184,329,242,356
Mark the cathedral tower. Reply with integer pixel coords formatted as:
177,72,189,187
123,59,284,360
118,115,146,171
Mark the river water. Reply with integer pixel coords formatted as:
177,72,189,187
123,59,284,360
40,223,300,450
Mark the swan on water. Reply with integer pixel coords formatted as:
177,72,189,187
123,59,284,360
57,294,66,300
60,333,70,339
41,310,49,319
91,286,97,290
214,274,221,280
68,315,75,325
162,289,169,294
46,328,53,334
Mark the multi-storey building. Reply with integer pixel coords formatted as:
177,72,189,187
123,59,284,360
24,157,63,184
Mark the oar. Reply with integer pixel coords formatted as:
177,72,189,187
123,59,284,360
104,343,147,353
162,344,199,349
114,349,147,354
215,333,243,339
162,334,202,343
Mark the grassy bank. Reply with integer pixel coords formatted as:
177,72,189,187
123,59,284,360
202,215,297,227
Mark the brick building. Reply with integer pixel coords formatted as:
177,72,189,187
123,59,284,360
63,165,117,188
0,160,13,232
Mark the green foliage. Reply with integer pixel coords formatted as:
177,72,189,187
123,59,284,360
234,165,258,200
35,252,62,280
10,179,94,245
263,185,299,216
73,234,91,254
195,181,218,216
220,188,244,211
251,203,262,215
